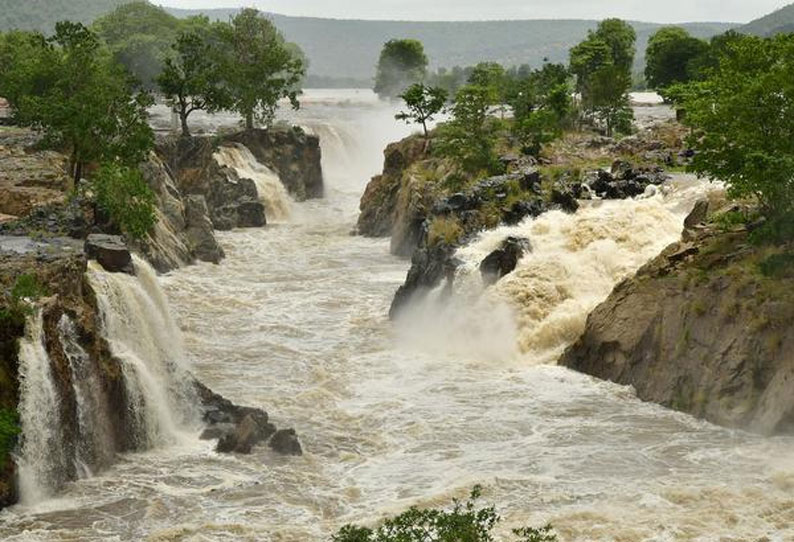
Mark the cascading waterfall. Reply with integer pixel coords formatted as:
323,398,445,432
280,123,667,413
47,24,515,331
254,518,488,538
57,314,114,478
16,311,70,504
214,143,292,222
14,256,199,505
396,177,722,363
86,256,198,449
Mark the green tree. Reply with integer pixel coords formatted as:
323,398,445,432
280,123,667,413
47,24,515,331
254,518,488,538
674,33,794,241
435,85,501,174
1,22,153,187
645,27,709,91
467,61,507,105
374,39,428,100
157,22,230,137
92,1,181,89
395,83,448,139
92,162,156,240
217,8,305,130
331,486,557,542
569,19,635,135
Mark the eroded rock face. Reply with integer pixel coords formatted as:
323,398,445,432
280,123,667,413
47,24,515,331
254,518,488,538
184,195,225,264
389,242,459,319
227,127,323,201
480,236,532,286
560,227,794,435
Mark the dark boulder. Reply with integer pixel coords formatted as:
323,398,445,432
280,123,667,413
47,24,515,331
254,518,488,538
84,234,134,275
550,186,580,213
503,200,546,226
390,242,459,319
216,414,275,454
236,201,267,228
184,195,225,264
269,429,303,456
480,236,532,286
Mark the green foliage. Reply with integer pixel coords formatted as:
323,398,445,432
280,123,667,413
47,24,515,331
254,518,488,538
645,27,709,90
395,83,448,138
569,18,635,136
92,1,181,89
216,8,305,129
0,273,46,327
331,486,557,542
759,253,794,278
93,162,156,240
157,20,231,136
673,33,794,239
467,62,508,106
507,63,573,156
0,21,154,185
374,39,428,99
435,85,502,175
0,409,21,470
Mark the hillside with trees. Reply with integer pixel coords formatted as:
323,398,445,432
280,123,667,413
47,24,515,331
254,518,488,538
740,2,794,36
0,0,126,33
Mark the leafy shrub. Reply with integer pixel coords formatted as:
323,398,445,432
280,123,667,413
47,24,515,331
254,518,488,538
759,253,794,278
0,274,46,326
92,162,156,240
332,486,557,542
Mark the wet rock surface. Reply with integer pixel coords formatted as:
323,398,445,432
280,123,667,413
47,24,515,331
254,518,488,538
195,382,303,456
480,236,532,286
84,234,134,275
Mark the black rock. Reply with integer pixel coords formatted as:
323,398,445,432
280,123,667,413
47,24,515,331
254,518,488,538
550,186,580,214
480,236,532,286
503,200,546,226
84,234,134,275
269,428,303,456
236,201,267,228
215,413,277,454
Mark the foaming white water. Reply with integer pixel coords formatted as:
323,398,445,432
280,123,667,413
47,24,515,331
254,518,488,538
214,143,292,222
87,256,198,448
2,92,791,542
16,311,68,504
57,315,114,477
402,178,722,364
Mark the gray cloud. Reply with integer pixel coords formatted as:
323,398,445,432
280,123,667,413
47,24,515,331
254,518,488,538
158,0,788,23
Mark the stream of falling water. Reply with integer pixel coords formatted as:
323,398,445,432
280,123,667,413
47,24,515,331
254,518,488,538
1,90,792,541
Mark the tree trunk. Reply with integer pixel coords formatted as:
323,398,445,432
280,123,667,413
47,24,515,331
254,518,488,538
180,111,191,138
245,111,254,131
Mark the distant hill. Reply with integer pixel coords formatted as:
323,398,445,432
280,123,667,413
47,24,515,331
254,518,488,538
0,0,736,82
167,8,736,80
740,2,794,36
0,0,126,33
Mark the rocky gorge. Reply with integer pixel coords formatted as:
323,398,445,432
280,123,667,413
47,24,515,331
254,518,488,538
0,123,322,508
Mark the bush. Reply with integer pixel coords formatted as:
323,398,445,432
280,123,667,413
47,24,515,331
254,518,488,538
92,162,156,240
0,409,20,469
332,486,557,542
427,216,464,247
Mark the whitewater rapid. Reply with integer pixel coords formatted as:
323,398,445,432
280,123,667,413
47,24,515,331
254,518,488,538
2,90,792,541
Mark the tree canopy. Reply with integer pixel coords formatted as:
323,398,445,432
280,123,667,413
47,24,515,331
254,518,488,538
645,27,709,91
673,33,794,240
395,83,448,139
374,39,428,100
217,8,306,130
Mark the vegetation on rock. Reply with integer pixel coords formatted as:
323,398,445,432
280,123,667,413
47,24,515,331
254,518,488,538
395,83,448,139
332,486,557,542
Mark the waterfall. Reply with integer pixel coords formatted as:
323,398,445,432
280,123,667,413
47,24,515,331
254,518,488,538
15,256,199,505
86,256,198,449
16,311,70,504
214,143,292,222
396,178,721,364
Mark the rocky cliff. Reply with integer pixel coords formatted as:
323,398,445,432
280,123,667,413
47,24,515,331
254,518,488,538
560,209,794,435
0,236,303,508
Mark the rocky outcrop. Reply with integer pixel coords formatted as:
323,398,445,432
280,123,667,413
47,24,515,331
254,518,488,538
156,136,265,231
560,221,794,435
480,236,532,286
389,242,459,318
195,382,302,456
84,234,134,275
228,126,323,200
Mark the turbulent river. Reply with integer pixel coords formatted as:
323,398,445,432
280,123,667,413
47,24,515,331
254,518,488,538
1,90,793,541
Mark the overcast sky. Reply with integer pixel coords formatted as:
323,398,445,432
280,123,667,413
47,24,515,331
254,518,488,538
158,0,788,24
